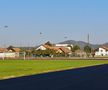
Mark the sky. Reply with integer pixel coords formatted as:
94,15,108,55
0,0,108,47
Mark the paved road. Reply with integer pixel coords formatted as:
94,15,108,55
0,64,108,90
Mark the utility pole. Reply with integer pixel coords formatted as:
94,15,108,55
2,25,8,60
87,34,90,46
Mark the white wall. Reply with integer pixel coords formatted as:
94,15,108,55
0,52,18,58
36,46,46,50
55,44,73,47
0,53,5,58
55,44,73,50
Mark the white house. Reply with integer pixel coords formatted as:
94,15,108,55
55,44,73,50
95,46,108,56
0,53,16,58
0,47,21,59
35,44,72,54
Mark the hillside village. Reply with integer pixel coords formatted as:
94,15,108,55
0,41,108,59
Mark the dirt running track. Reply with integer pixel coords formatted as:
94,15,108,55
0,64,108,90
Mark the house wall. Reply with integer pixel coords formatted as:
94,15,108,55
0,53,5,58
36,46,46,50
5,53,16,57
56,49,63,53
55,44,73,47
95,48,108,56
55,44,73,50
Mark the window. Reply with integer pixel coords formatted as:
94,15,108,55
101,50,103,52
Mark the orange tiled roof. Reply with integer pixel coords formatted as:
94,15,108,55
12,48,21,52
0,48,7,52
59,47,72,54
43,45,71,54
100,45,108,51
43,45,60,50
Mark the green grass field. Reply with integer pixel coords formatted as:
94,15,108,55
0,60,108,80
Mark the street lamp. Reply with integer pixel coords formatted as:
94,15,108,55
1,25,8,60
4,25,8,28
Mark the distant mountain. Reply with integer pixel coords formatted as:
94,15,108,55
33,40,108,50
59,40,101,49
102,43,108,47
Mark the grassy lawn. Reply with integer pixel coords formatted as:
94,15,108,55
0,60,108,79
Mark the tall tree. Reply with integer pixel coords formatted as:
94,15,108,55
72,45,80,52
84,45,92,57
7,45,15,50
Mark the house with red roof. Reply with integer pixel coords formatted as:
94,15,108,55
0,47,21,59
95,46,108,56
36,45,72,55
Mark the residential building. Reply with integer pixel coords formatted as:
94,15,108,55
95,46,108,56
35,45,72,55
55,44,73,50
0,47,21,58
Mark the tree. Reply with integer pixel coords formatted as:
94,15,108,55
68,45,80,52
45,41,53,46
72,45,80,52
34,48,56,57
91,49,95,57
25,50,32,57
7,45,15,50
68,45,80,57
84,45,92,57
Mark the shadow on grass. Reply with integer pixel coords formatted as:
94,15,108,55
0,64,108,90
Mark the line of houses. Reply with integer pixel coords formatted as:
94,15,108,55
0,43,108,59
35,43,108,57
0,47,21,59
36,44,72,55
